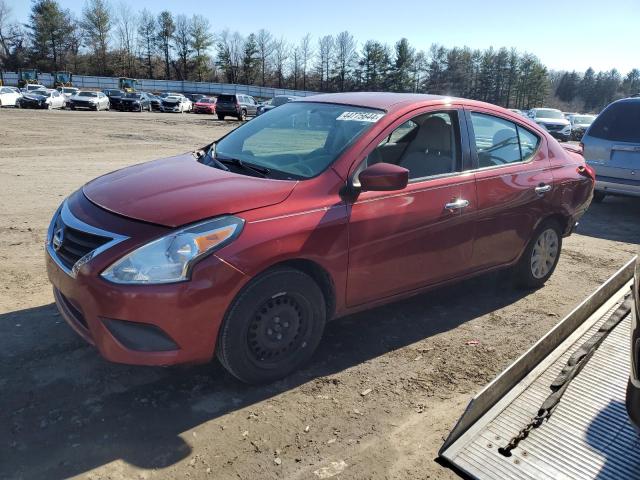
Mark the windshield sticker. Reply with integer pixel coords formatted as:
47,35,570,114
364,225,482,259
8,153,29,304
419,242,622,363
336,111,384,122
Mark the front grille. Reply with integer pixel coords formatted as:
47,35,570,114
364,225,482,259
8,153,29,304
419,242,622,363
545,124,564,131
52,215,111,270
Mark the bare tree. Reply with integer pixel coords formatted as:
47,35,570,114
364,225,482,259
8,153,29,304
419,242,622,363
216,29,243,84
81,0,111,75
114,2,136,76
0,0,11,62
172,14,190,79
137,9,155,79
255,28,273,86
333,31,356,91
299,33,312,90
272,37,289,88
156,10,174,79
317,35,334,91
190,14,213,82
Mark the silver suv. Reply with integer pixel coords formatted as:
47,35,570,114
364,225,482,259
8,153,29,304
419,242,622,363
582,98,640,202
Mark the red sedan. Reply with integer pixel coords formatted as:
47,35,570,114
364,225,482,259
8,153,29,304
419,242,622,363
193,97,216,114
46,93,595,383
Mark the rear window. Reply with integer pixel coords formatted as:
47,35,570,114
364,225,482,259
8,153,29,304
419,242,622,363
218,95,236,103
588,102,640,143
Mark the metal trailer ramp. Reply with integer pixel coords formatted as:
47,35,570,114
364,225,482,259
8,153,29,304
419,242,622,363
440,257,640,480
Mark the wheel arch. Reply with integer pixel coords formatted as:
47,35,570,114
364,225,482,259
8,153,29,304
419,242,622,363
245,258,337,321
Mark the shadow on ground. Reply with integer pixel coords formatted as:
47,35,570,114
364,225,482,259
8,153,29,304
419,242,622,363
578,196,640,244
2,269,527,479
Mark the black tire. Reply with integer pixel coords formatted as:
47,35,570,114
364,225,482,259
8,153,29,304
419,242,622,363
514,219,563,289
216,267,327,384
238,109,247,121
592,191,606,203
217,114,225,120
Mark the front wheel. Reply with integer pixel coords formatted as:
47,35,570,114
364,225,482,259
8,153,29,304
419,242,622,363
514,220,562,289
216,267,327,384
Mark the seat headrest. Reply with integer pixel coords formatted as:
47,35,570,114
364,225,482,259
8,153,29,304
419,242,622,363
492,128,516,146
411,116,451,154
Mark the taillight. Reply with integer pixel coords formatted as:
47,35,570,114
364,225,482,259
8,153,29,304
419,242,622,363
577,164,596,180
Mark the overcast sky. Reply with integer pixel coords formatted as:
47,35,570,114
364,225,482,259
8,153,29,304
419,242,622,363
7,0,640,74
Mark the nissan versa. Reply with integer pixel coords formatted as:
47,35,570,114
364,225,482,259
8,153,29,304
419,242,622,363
46,93,595,384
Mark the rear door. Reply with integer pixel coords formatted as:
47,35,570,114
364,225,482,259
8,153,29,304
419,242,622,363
465,107,554,270
346,107,476,307
583,101,640,187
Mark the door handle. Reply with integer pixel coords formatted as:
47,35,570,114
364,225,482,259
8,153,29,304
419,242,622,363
535,184,552,195
444,199,469,211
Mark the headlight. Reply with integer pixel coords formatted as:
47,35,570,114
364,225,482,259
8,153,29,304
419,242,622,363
561,125,571,133
101,216,244,284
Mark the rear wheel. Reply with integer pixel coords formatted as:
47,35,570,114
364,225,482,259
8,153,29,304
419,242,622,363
593,191,606,203
238,109,247,121
514,220,562,289
218,114,225,120
216,267,327,384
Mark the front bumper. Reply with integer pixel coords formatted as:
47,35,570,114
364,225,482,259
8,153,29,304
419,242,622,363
117,102,143,111
548,130,571,141
46,196,248,366
161,105,182,112
69,102,97,110
194,107,215,114
19,101,48,109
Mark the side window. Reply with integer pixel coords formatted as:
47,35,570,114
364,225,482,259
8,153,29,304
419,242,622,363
470,112,538,167
363,111,461,181
518,126,540,161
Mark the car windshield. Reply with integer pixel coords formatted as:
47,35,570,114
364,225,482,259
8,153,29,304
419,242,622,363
78,92,97,97
573,115,595,124
213,102,385,179
198,98,214,103
62,88,77,93
165,96,180,101
536,109,564,119
35,91,50,96
125,93,141,98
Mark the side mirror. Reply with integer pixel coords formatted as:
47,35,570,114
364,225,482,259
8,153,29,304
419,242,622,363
358,163,409,192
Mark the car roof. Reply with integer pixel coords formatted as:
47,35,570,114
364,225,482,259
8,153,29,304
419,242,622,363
297,92,524,116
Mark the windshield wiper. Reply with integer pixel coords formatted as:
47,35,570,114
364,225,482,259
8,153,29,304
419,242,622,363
195,145,230,172
217,156,271,178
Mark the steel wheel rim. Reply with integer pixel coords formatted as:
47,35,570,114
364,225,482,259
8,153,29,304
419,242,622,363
247,294,309,367
530,228,559,279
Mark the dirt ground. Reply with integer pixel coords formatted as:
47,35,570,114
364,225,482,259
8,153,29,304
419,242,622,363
1,108,638,480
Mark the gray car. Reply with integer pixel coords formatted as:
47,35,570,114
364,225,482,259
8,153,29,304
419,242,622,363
583,97,640,202
215,94,258,121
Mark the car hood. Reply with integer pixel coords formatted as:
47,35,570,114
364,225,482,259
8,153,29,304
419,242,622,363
23,93,48,100
83,153,297,227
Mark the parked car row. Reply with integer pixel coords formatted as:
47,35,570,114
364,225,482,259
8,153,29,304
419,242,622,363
522,107,597,142
1,85,292,121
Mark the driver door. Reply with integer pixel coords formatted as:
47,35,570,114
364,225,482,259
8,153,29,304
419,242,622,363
346,107,477,307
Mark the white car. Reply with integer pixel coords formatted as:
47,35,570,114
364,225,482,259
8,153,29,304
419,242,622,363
0,86,22,107
17,89,66,109
160,95,193,113
67,91,110,111
57,87,79,103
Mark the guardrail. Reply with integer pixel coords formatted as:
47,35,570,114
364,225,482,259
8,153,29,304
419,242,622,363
1,72,320,98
